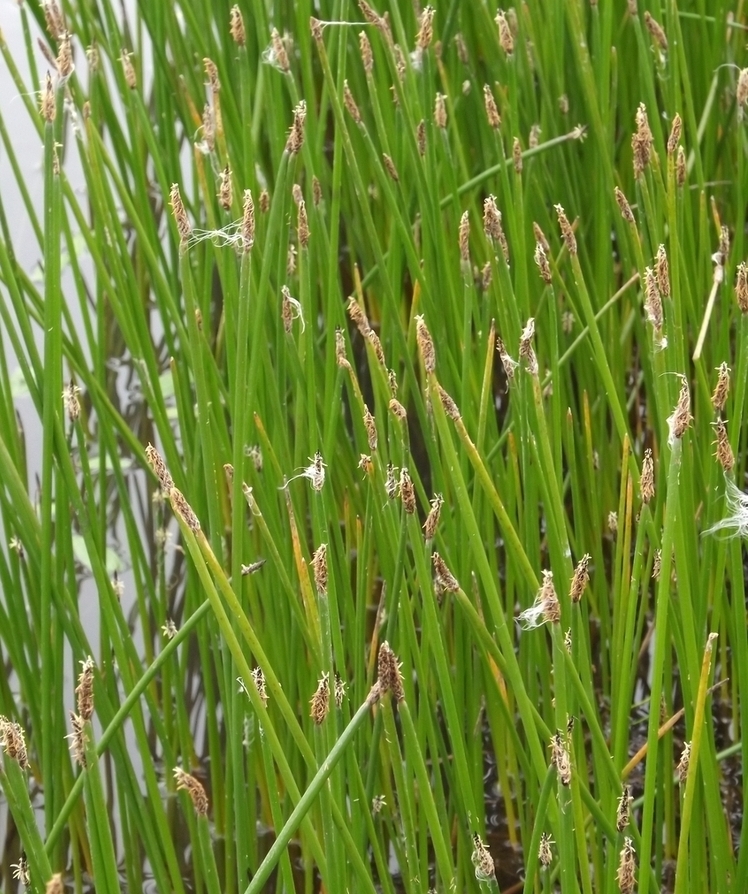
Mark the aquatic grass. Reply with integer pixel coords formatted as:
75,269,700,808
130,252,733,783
0,1,745,892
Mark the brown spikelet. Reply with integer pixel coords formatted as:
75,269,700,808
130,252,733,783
641,448,655,504
416,119,427,156
644,11,668,51
399,468,416,514
259,188,270,213
389,398,407,420
297,199,309,248
513,137,522,174
483,84,501,128
242,190,255,252
712,362,730,413
534,242,552,284
538,833,553,868
454,32,468,64
343,80,362,123
471,834,496,882
335,328,351,370
392,43,406,81
363,406,377,451
310,176,321,207
250,667,268,706
433,551,459,594
423,493,443,540
434,92,447,129
554,204,577,255
358,0,382,29
170,487,201,533
204,57,220,94
76,656,95,721
218,165,232,211
385,463,398,499
292,183,303,207
0,718,29,769
146,443,174,492
669,376,692,441
458,211,470,264
62,381,81,423
714,418,734,472
438,385,461,420
377,641,405,702
614,187,635,223
655,244,670,298
644,267,663,331
632,102,654,178
347,296,372,337
569,554,591,603
270,28,290,72
309,16,323,43
367,330,386,367
286,101,306,154
416,315,436,373
617,838,637,894
550,732,571,785
676,145,686,187
616,785,633,831
382,153,399,181
652,548,662,581
417,5,436,50
311,543,328,595
496,335,519,380
174,767,209,816
519,318,538,375
120,48,137,89
737,68,748,113
67,711,87,766
56,31,74,79
43,0,65,39
281,286,294,333
495,10,514,55
359,30,373,74
676,741,691,783
169,184,192,248
202,106,215,154
41,72,56,122
667,113,682,155
736,262,748,314
230,6,246,46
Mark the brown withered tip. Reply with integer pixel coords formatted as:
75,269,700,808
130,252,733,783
483,84,501,128
644,10,668,51
667,113,682,155
174,767,209,816
495,10,514,55
377,641,405,702
614,187,635,223
423,493,443,540
271,28,290,72
416,5,435,51
655,244,670,298
713,418,734,472
310,672,331,724
438,385,461,420
616,784,633,832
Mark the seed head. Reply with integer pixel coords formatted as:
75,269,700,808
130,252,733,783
399,468,416,514
377,641,405,702
174,767,209,816
120,48,137,89
310,672,331,724
240,189,255,252
438,385,461,420
617,838,637,894
0,718,29,769
667,375,692,443
269,28,290,72
616,784,633,831
41,72,56,122
417,6,436,50
416,314,436,373
457,210,471,265
297,198,309,249
736,262,748,313
495,10,514,55
550,731,571,785
76,656,95,721
434,92,447,129
433,551,459,595
713,418,734,472
251,667,268,706
286,101,306,154
569,554,591,603
519,570,560,629
259,188,270,213
170,487,201,533
483,196,506,255
676,145,686,187
334,673,346,708
169,184,192,248
423,493,444,540
652,548,662,580
359,30,373,74
644,11,668,51
146,443,174,492
614,186,635,223
62,381,81,423
230,6,245,46
644,267,663,332
382,153,399,181
554,204,577,255
655,244,670,298
667,113,682,155
519,317,538,376
483,84,501,128
416,119,427,156
367,330,386,367
56,31,74,79
67,711,87,766
347,296,372,337
343,80,361,124
641,448,655,504
534,242,552,284
496,335,519,381
529,123,541,147
539,832,554,868
471,833,496,882
389,398,407,420
335,329,351,371
385,463,398,499
362,405,377,451
558,93,569,115
43,0,65,39
218,165,232,211
632,103,654,178
311,543,328,595
712,362,730,413
513,137,522,174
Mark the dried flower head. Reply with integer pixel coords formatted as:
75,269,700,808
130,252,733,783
616,784,633,831
518,317,538,375
0,718,29,769
230,6,246,46
46,873,64,894
538,832,554,868
310,672,331,724
655,244,670,298
399,468,415,514
712,362,730,413
416,314,436,373
676,145,686,187
417,5,436,50
250,667,268,706
555,204,577,255
652,548,662,580
347,296,372,337
534,242,552,284
617,838,637,894
120,48,137,89
377,641,405,702
483,84,501,128
614,186,635,223
268,28,290,72
569,554,591,603
632,102,654,178
433,551,459,595
736,262,748,314
311,543,328,595
423,493,444,540
259,188,270,213
361,405,377,452
41,72,56,122
170,487,201,533
667,375,692,443
389,398,406,420
644,11,668,51
218,165,232,211
644,267,663,332
343,80,362,124
519,570,560,629
550,731,571,785
146,443,174,492
43,0,65,39
169,183,192,248
240,189,255,252
10,853,30,887
495,10,514,55
67,711,87,766
62,380,81,423
676,740,691,783
174,767,209,816
286,101,306,155
512,137,523,174
667,113,682,155
496,335,519,381
641,448,655,504
385,463,398,499
713,418,735,472
416,119,427,156
434,92,447,129
471,833,496,882
437,385,461,420
56,30,74,79
457,210,471,265
296,198,310,249
281,286,304,334
359,30,373,75
382,153,399,181
76,656,95,721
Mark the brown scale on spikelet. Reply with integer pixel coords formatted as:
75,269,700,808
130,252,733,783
416,5,435,50
496,335,519,381
616,784,633,831
0,717,29,769
495,10,513,55
146,443,174,492
169,184,192,248
617,838,636,894
241,189,255,252
382,153,399,181
67,711,87,766
310,672,331,724
614,187,634,223
385,464,398,499
56,31,73,79
347,296,372,337
358,454,373,476
736,263,748,314
569,554,591,603
434,92,447,129
297,199,309,249
644,11,668,51
550,731,571,785
644,267,663,332
519,571,560,628
286,101,306,155
554,204,577,255
652,548,662,581
343,80,361,124
120,48,137,89
668,376,692,442
41,72,56,122
416,119,427,156
311,543,328,595
76,656,95,721
667,113,682,155
437,385,461,420
518,318,538,375
538,832,553,868
712,362,730,413
737,68,748,118
389,398,407,420
534,242,552,284
655,244,670,298
483,84,501,128
512,137,523,174
363,406,377,451
170,488,201,533
458,210,470,264
632,103,654,178
713,418,734,472
269,28,289,72
641,448,655,504
676,740,691,783
471,833,496,882
377,641,404,702
399,468,415,514
676,145,686,187
259,188,270,213
416,315,436,373
204,58,220,95
423,494,443,540
335,329,351,371
251,667,268,706
174,767,209,816
62,381,81,423
433,551,459,594
218,165,232,211
334,673,346,708
43,0,65,39
367,330,386,367
529,123,541,147
359,30,373,75
230,6,245,46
